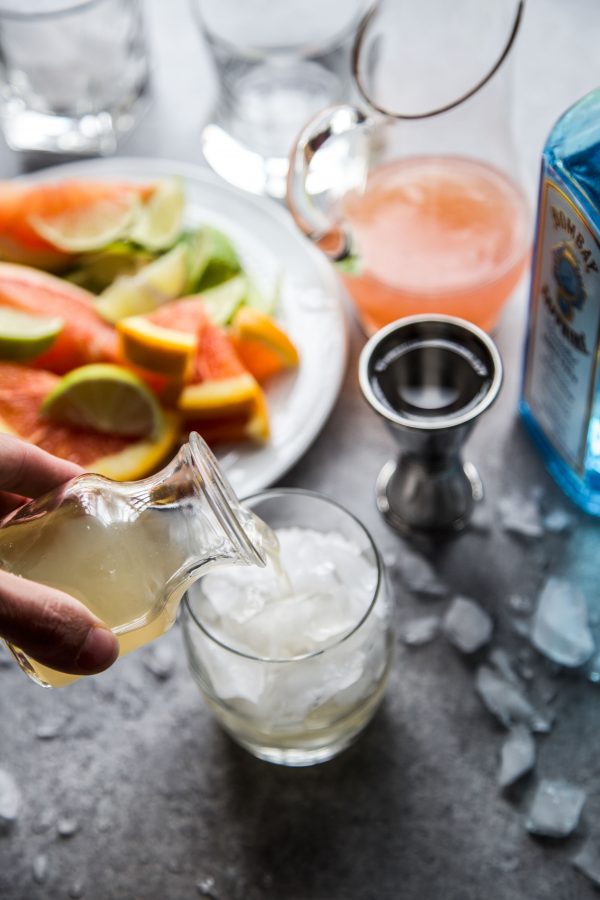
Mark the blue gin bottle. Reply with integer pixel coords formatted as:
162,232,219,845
520,88,600,515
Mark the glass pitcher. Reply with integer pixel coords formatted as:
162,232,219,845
287,0,531,334
0,433,266,688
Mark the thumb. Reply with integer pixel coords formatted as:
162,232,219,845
0,570,119,676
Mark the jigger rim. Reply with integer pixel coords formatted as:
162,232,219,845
358,314,503,431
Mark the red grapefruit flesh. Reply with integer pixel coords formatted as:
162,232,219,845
0,263,119,373
0,180,154,271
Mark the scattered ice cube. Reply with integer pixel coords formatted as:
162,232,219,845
508,594,533,616
543,508,573,533
35,717,66,740
69,880,85,899
499,494,544,538
143,644,174,680
443,597,493,654
32,853,49,884
0,768,21,832
57,817,79,838
32,808,56,835
531,578,594,667
401,616,439,647
475,666,552,733
395,545,446,598
197,876,217,898
498,725,536,788
489,648,521,686
526,779,586,838
585,650,600,683
572,841,600,887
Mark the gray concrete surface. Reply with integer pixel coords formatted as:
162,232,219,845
1,1,600,898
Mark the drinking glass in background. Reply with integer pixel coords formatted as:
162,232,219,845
0,0,150,155
288,0,531,333
182,489,394,766
191,0,370,199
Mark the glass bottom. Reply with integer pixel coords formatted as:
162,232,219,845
202,123,290,199
200,678,389,767
1,91,151,156
203,59,343,198
519,399,600,516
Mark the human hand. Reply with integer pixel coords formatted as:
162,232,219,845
0,435,119,677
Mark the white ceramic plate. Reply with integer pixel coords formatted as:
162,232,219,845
19,158,348,495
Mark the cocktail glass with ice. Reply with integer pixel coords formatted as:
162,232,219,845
182,489,394,766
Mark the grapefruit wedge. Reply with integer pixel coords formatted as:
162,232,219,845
180,321,270,443
0,263,119,373
0,180,154,271
0,363,180,480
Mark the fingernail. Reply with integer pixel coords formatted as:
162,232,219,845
76,626,119,674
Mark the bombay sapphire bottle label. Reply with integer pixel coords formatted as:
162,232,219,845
523,177,600,474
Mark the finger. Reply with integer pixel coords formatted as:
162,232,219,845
0,570,119,676
0,434,83,498
0,491,29,517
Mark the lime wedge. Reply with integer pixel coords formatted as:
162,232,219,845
128,178,185,251
198,275,247,325
185,226,242,292
0,309,63,361
95,242,189,323
41,364,162,437
30,195,139,253
245,274,280,316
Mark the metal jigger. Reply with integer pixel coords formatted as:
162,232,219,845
359,315,503,536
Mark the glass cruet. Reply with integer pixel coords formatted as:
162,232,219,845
0,433,266,688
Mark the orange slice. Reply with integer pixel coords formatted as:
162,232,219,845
229,307,299,383
180,321,269,442
0,363,180,479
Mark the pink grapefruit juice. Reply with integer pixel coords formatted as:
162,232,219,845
341,156,531,333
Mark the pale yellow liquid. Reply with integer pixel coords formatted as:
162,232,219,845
0,503,207,687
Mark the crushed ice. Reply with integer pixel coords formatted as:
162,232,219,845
526,779,586,838
443,597,493,654
475,666,552,733
498,725,536,788
531,578,594,667
401,616,439,647
394,545,446,598
0,768,21,832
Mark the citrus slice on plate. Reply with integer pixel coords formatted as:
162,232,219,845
190,275,247,326
41,364,162,437
0,308,63,361
118,316,197,378
117,295,210,380
0,262,118,373
0,363,180,480
229,307,299,382
127,178,185,251
0,180,153,271
180,322,270,442
95,242,189,323
29,193,139,253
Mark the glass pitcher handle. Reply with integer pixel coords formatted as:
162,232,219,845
286,104,372,263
